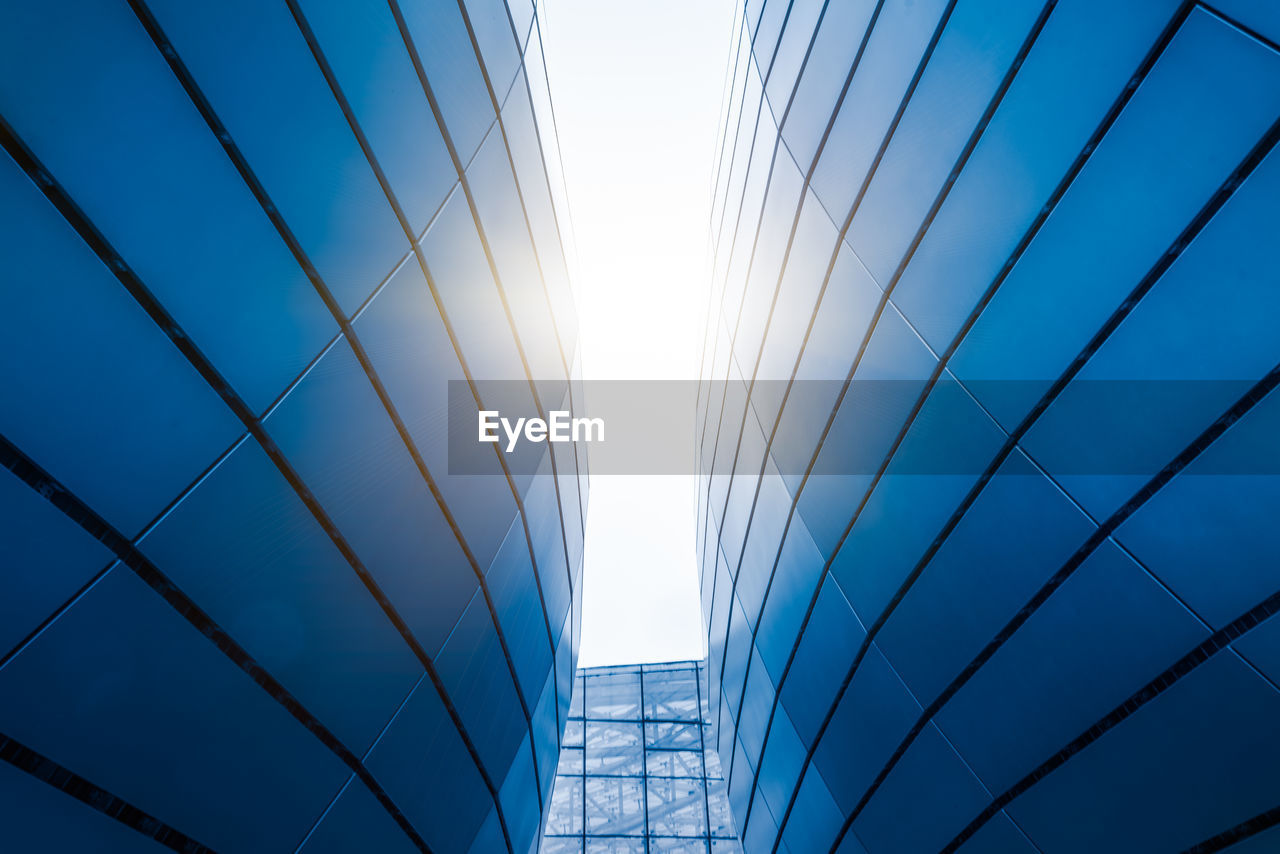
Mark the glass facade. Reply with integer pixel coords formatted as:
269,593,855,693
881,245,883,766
698,2,1280,854
541,661,743,853
0,1,584,853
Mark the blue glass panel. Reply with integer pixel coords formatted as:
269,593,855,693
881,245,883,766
296,0,455,236
394,0,496,164
743,786,778,854
506,0,534,49
951,8,1280,429
0,568,345,852
753,191,838,391
851,723,989,854
891,0,1181,353
1025,145,1280,519
732,149,804,373
765,0,824,112
810,0,951,218
486,514,553,702
421,190,528,382
707,780,735,836
0,152,241,537
755,707,803,828
780,576,866,747
366,674,492,853
353,251,518,574
736,648,775,767
1211,0,1280,44
648,750,705,778
651,838,709,854
0,0,336,414
0,760,170,853
935,540,1207,794
754,522,824,680
467,127,564,384
264,337,478,658
830,374,1003,626
502,73,575,358
468,807,508,854
500,734,542,850
775,246,883,496
876,451,1094,706
464,0,521,95
0,468,111,657
1115,387,1280,628
1007,654,1280,852
780,764,843,854
437,589,528,781
781,0,880,168
646,669,702,721
729,736,753,824
847,0,1046,285
813,644,920,812
146,0,407,315
727,470,788,633
753,0,792,77
795,303,936,559
584,721,643,776
298,779,420,854
139,438,422,753
953,811,1038,854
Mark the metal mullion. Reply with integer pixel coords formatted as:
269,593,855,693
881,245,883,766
639,667,651,853
0,732,214,852
697,662,713,854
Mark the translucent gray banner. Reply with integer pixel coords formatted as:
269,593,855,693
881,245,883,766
446,380,1278,476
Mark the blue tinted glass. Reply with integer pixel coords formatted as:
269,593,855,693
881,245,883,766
0,0,336,415
146,0,407,315
139,439,422,753
0,468,111,656
0,569,345,852
0,153,242,537
296,0,455,236
541,664,742,851
394,0,496,164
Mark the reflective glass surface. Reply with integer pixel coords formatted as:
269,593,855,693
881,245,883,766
542,661,743,853
0,0,584,851
699,3,1280,853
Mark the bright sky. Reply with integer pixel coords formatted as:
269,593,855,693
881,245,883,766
541,0,737,666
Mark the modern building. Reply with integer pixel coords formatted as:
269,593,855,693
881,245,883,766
698,2,1280,853
0,1,585,852
540,661,742,853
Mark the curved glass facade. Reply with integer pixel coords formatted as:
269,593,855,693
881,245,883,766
697,1,1280,852
0,1,584,852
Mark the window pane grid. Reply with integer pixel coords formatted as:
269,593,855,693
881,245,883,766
541,661,742,853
